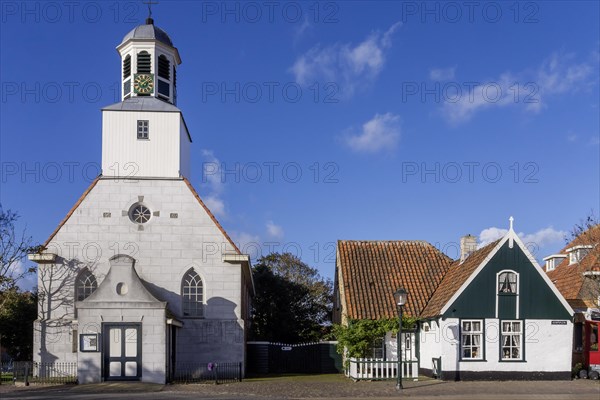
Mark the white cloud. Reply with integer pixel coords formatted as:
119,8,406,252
200,149,227,217
478,226,565,249
344,113,401,153
429,66,456,81
204,195,226,217
231,231,262,259
441,51,597,124
290,22,401,98
266,220,284,240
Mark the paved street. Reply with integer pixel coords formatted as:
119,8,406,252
1,375,599,400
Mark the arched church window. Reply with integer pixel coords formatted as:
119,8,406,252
182,269,203,317
76,269,98,301
137,51,151,74
158,55,170,80
123,55,131,80
498,271,518,294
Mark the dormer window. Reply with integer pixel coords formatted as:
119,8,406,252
543,254,567,271
567,245,593,265
498,271,518,294
137,120,149,139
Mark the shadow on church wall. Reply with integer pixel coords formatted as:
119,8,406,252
36,256,98,364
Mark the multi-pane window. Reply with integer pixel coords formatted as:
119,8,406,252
182,269,203,317
501,321,523,360
461,320,483,360
370,337,384,359
498,271,518,293
76,269,97,301
137,120,149,139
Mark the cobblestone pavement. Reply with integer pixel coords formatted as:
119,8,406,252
1,375,599,399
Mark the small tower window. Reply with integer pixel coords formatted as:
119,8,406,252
137,120,149,139
137,51,151,74
182,269,204,317
158,55,170,80
76,269,98,301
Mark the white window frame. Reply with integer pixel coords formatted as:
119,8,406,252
461,319,484,360
500,320,523,361
495,269,520,319
181,269,204,318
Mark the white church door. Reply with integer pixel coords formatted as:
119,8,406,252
103,323,142,381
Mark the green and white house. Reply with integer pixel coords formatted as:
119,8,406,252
335,219,575,380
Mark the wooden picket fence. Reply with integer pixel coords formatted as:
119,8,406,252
346,358,419,381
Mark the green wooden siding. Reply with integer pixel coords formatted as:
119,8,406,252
443,241,571,320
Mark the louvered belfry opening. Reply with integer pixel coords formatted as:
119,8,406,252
123,55,131,79
137,51,152,73
123,54,132,98
158,55,170,79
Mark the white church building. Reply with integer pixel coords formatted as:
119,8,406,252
29,16,254,384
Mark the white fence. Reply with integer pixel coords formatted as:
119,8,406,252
346,358,419,380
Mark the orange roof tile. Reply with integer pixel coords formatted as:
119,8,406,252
546,224,600,305
420,239,501,319
337,240,452,319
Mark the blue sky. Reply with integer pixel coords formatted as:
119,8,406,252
1,1,599,289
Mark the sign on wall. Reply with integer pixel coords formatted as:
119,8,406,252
80,333,100,352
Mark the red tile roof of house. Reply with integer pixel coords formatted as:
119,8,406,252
546,224,600,307
420,239,501,319
336,240,453,319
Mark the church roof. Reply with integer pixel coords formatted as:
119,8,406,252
121,19,173,47
102,96,181,112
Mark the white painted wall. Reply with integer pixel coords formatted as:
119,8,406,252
434,318,572,373
34,178,248,379
179,121,190,178
102,111,185,178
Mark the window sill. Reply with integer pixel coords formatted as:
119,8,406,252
460,359,487,362
499,359,527,363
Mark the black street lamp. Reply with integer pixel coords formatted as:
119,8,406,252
393,288,408,391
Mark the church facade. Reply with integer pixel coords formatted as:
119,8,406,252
29,17,254,384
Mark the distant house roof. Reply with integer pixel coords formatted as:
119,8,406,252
420,240,501,319
546,224,600,308
336,240,452,319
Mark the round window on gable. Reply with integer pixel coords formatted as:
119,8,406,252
129,203,151,224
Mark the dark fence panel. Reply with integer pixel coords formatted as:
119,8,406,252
172,362,242,384
1,361,77,385
247,341,342,375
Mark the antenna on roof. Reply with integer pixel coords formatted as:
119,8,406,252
143,0,159,24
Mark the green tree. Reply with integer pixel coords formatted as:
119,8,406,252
0,288,37,360
251,253,333,343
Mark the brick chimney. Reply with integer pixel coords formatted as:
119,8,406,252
460,234,477,263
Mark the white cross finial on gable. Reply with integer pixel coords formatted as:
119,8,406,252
509,216,515,248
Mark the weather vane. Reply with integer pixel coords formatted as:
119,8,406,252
142,0,159,19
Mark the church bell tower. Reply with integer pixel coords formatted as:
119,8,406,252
101,16,190,179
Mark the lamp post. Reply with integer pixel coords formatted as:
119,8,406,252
394,288,408,391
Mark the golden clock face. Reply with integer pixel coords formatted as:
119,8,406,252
133,73,154,94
